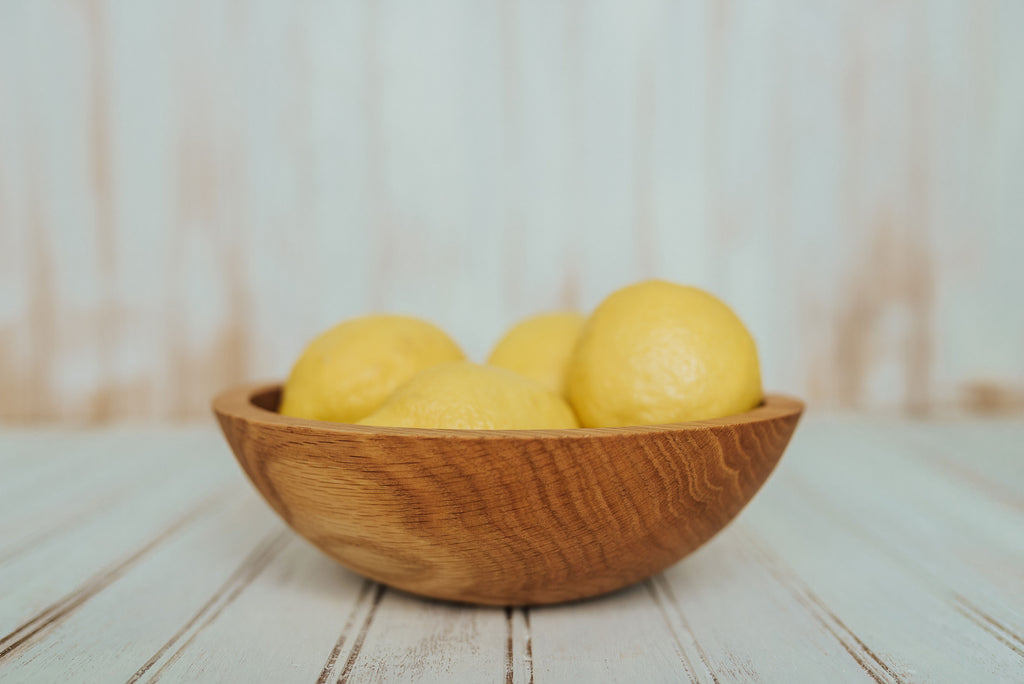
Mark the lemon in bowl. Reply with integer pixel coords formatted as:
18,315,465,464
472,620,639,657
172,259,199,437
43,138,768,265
567,280,762,427
487,312,585,396
279,314,464,423
358,361,579,430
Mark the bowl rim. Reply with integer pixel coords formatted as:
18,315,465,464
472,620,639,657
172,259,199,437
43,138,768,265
213,382,804,440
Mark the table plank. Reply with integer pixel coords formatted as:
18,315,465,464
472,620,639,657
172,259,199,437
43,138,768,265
781,420,1023,622
0,419,1021,682
739,421,1024,682
897,420,1024,519
0,430,121,517
142,543,375,683
0,429,229,567
331,589,511,683
0,493,275,680
526,581,698,684
655,530,882,683
0,430,239,635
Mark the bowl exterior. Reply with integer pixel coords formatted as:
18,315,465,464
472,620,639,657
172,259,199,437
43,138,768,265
215,386,802,605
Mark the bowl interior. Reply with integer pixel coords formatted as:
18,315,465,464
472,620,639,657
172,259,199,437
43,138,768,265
251,386,281,413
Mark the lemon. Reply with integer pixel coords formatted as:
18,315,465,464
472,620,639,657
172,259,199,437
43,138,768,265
279,315,464,423
566,280,762,427
358,361,579,430
487,312,585,395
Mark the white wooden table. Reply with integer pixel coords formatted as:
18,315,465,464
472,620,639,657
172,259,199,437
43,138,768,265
1,416,1021,683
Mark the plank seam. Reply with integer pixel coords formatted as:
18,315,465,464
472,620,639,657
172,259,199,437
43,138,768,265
950,597,1024,660
522,607,533,684
127,529,292,683
957,599,1024,648
643,579,701,684
737,529,902,683
315,580,376,684
0,486,233,661
653,575,721,684
781,469,1024,660
504,607,514,684
336,583,386,683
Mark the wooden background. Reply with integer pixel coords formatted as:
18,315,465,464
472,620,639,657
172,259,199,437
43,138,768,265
1,0,1022,422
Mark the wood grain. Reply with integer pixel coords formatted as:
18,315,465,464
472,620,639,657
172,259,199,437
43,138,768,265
1,1,1023,422
213,383,802,605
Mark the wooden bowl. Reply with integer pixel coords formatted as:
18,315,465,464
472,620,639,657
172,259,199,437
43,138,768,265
213,383,803,606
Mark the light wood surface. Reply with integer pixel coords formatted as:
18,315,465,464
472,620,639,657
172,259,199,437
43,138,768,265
1,417,1021,681
2,1,1024,422
213,383,803,605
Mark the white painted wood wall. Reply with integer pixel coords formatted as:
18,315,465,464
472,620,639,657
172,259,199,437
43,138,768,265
1,0,1022,421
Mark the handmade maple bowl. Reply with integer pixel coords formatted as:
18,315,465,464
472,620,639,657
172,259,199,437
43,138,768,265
213,383,803,606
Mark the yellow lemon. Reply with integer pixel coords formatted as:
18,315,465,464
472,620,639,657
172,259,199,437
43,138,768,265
358,361,579,430
487,312,586,395
566,280,762,427
280,315,464,423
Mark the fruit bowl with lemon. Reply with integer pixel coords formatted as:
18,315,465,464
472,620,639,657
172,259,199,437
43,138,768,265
214,280,803,605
